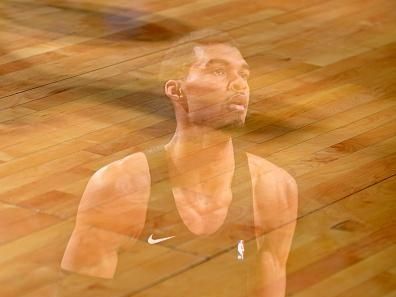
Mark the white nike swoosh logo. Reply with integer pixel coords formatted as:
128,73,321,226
147,234,176,244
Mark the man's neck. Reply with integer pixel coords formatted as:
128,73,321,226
165,124,236,192
165,124,233,158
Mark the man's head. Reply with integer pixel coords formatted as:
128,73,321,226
160,30,250,130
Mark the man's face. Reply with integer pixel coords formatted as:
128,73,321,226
181,44,250,129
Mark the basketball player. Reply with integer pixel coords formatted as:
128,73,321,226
61,31,298,297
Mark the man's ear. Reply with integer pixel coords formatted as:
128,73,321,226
164,80,188,112
164,80,180,100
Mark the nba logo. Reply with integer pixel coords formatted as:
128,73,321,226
237,240,244,260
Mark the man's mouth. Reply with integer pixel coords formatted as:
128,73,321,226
227,94,248,111
227,103,246,111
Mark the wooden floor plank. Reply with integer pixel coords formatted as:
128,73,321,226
0,1,395,296
333,271,396,297
291,244,396,297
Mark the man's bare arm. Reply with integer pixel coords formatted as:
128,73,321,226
252,168,299,297
61,153,150,279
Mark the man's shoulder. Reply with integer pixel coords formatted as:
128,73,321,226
90,152,150,194
246,152,298,190
246,152,292,177
246,152,298,223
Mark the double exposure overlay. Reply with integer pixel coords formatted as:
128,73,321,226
61,31,298,297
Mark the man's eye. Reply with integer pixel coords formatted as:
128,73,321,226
240,72,250,80
213,69,226,76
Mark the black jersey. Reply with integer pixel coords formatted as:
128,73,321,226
56,146,261,297
128,146,260,297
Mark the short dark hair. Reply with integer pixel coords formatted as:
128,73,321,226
159,29,239,83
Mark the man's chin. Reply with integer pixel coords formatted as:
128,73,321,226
191,114,246,132
215,118,246,132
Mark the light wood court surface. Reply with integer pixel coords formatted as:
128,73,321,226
0,0,395,296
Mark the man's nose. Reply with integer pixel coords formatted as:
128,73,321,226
228,74,248,92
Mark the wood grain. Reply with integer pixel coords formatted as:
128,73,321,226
0,0,395,296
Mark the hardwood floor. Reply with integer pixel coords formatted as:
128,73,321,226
0,0,395,296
